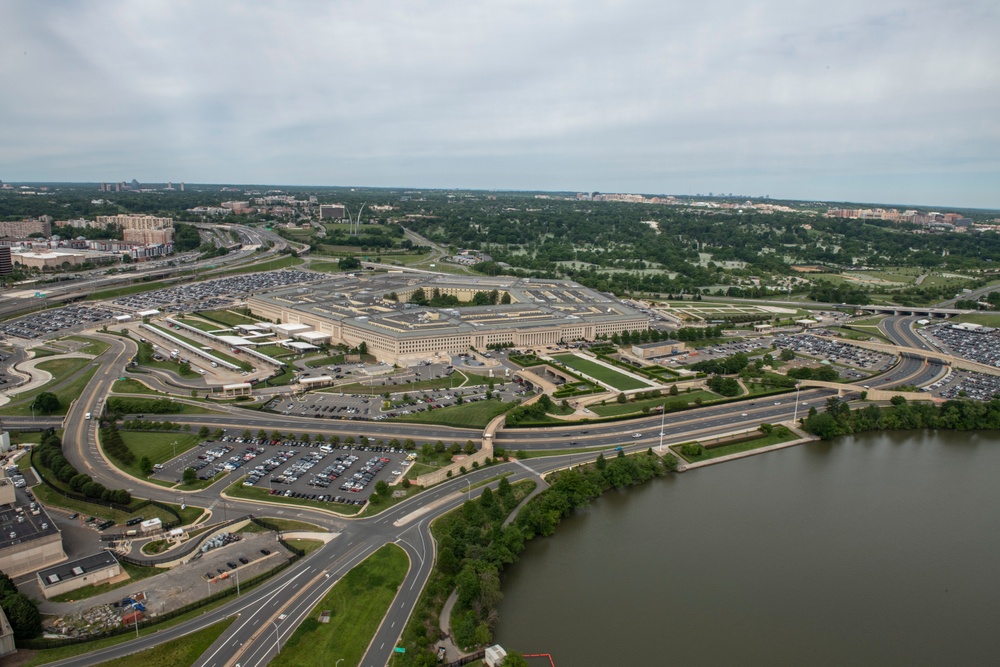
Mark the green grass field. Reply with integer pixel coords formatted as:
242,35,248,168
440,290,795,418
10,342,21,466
953,313,1000,327
147,324,252,371
113,431,203,481
214,255,303,276
590,390,718,417
389,398,511,428
88,279,174,301
673,428,799,462
0,357,99,416
271,544,408,667
111,378,164,395
197,308,262,327
551,354,650,391
63,335,111,356
90,617,236,667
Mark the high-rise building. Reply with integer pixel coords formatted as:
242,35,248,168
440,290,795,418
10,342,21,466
0,246,12,275
320,204,346,219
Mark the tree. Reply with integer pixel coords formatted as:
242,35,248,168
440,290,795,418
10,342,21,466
2,591,42,639
32,392,60,415
139,456,154,476
198,426,210,438
501,651,530,667
779,348,795,361
669,384,679,396
375,480,390,497
183,467,197,484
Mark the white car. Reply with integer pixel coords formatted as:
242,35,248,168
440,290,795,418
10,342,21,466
740,412,748,417
632,433,641,438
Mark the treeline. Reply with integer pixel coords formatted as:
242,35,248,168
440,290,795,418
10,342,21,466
407,287,510,308
803,396,1000,440
121,419,182,431
505,395,549,426
106,397,181,415
707,375,741,396
397,449,679,664
0,570,41,639
34,429,132,504
101,422,135,466
690,352,749,375
807,280,871,305
786,365,840,382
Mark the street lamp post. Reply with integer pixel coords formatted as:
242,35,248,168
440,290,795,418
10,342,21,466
273,620,281,653
171,439,178,459
792,384,801,423
658,403,666,454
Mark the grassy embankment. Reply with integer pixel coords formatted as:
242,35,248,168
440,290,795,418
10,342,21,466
0,357,99,417
551,353,651,391
270,544,409,667
673,427,800,463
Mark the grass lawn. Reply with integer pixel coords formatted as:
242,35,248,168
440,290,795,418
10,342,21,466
271,544,408,667
111,378,165,395
224,480,363,516
214,255,303,276
19,610,236,667
389,399,512,429
590,391,718,417
307,261,346,273
48,561,162,603
88,279,174,301
118,430,202,470
32,484,178,525
0,358,99,417
832,326,892,343
673,428,799,463
252,344,298,358
304,354,346,368
551,354,650,391
197,308,262,327
63,335,111,356
174,317,226,333
953,312,1000,327
283,538,325,556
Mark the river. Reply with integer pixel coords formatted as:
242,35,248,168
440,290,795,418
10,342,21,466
495,431,1000,666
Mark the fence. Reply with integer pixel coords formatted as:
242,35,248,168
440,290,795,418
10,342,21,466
444,651,486,667
114,515,252,567
15,554,298,650
31,449,181,528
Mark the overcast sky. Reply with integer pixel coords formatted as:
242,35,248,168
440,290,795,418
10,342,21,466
2,1,998,208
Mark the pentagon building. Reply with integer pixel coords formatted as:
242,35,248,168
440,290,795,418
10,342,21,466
247,274,648,365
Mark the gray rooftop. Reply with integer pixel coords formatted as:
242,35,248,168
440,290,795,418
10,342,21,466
37,551,119,587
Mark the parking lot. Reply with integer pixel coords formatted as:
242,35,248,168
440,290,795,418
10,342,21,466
151,435,415,506
110,269,320,312
0,305,118,339
921,323,1000,368
936,369,1000,401
267,380,524,421
773,333,894,373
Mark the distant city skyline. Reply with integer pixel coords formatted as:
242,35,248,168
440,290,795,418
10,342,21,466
2,1,998,209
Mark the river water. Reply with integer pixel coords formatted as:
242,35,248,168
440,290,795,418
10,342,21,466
495,431,1000,666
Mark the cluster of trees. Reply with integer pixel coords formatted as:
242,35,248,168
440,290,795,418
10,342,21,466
30,391,61,415
807,280,871,305
101,422,134,466
786,365,840,382
804,396,1000,439
690,352,749,375
505,395,549,425
106,397,180,416
173,222,202,252
608,327,685,345
120,419,182,431
35,429,132,504
407,287,509,308
707,375,741,396
0,571,41,639
672,325,727,341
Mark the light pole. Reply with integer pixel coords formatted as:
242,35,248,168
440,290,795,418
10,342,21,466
658,403,666,454
792,384,801,424
171,439,178,459
273,619,281,653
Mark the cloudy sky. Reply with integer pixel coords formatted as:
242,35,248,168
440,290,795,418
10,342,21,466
2,1,998,207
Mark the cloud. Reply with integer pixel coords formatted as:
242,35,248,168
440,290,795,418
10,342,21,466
1,0,998,206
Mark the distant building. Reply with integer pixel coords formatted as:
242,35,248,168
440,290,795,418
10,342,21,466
96,214,172,230
0,219,52,239
124,227,174,245
319,204,346,219
0,246,11,275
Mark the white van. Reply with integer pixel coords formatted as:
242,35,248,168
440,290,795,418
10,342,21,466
85,412,92,420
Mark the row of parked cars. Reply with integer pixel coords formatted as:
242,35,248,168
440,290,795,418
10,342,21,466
268,489,366,506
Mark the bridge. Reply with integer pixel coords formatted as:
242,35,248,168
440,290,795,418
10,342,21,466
796,379,935,401
857,306,974,317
